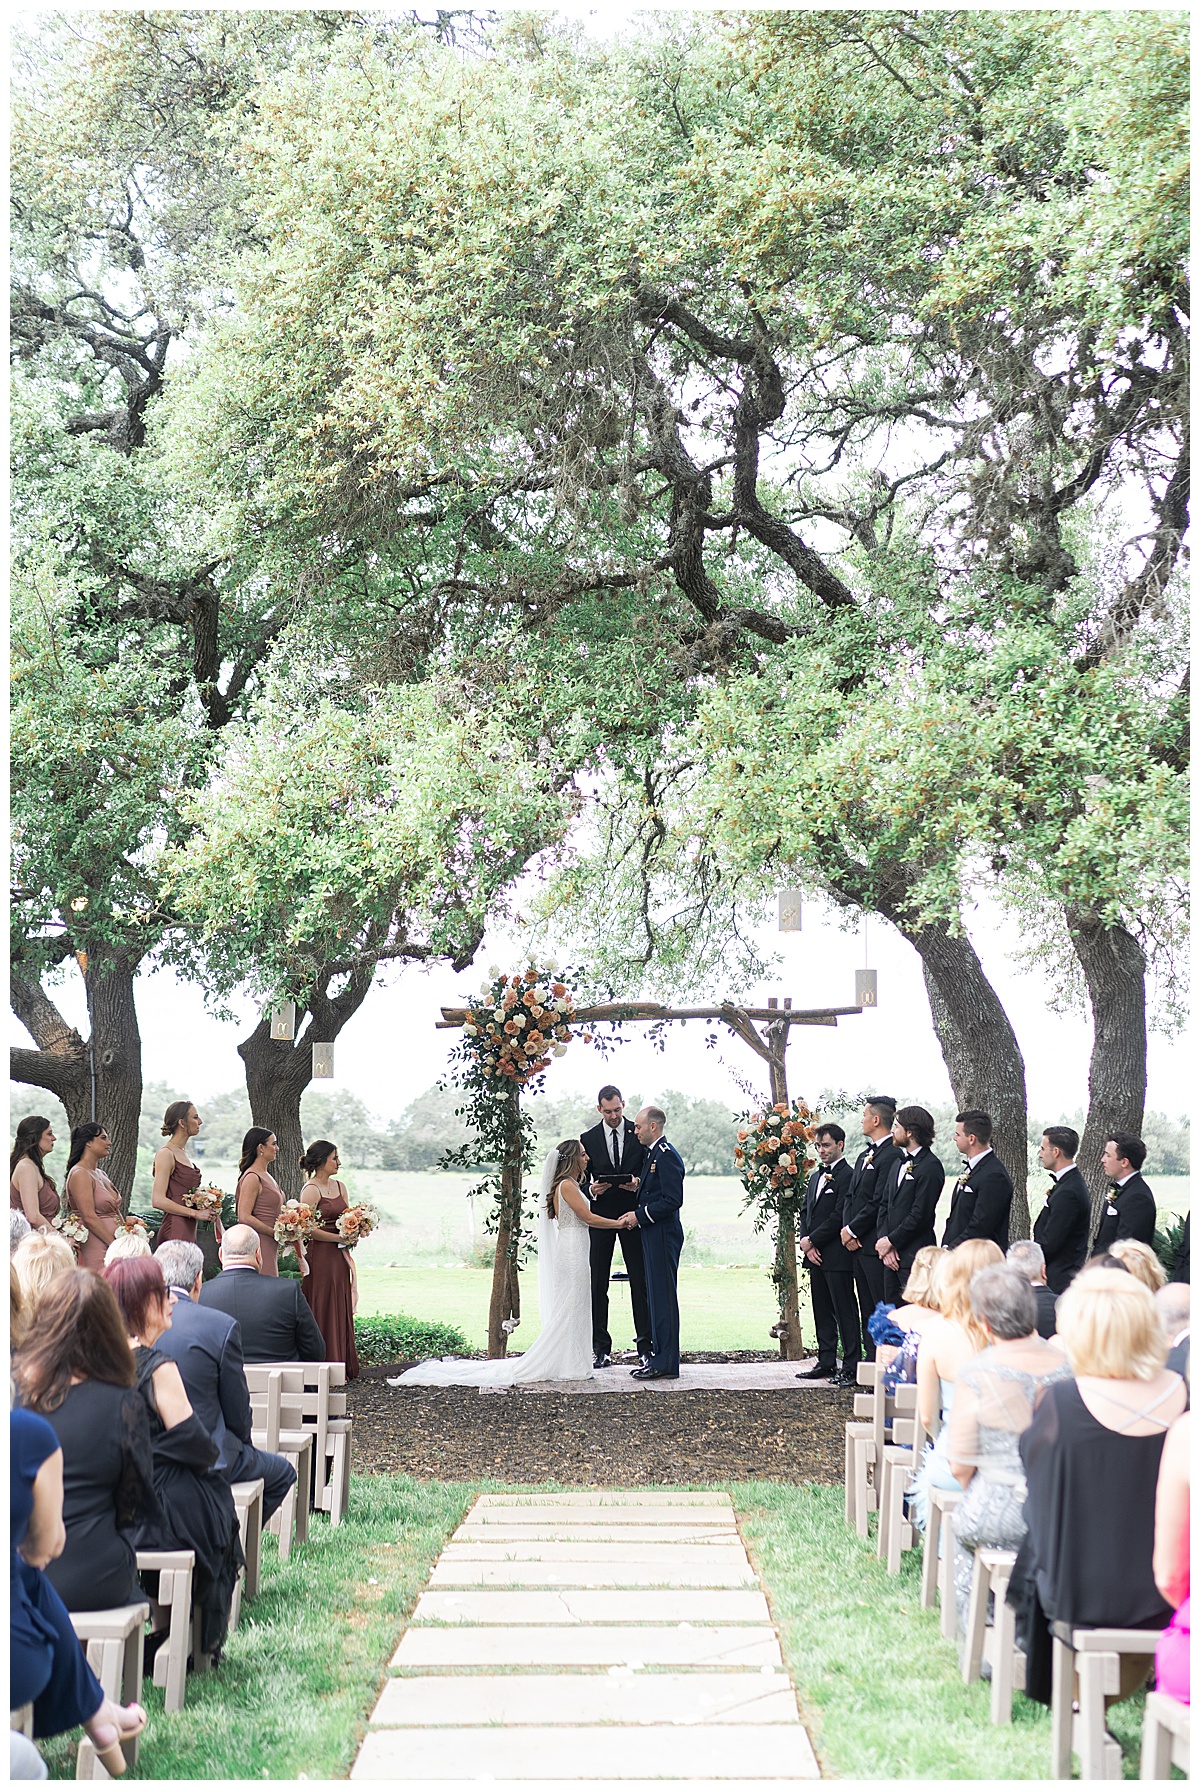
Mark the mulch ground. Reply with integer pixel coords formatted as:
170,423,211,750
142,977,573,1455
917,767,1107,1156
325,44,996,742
346,1371,853,1485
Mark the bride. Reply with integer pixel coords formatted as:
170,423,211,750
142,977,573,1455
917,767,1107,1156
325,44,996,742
389,1138,635,1387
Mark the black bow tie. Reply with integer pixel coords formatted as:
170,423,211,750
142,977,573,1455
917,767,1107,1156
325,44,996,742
1108,1180,1122,1194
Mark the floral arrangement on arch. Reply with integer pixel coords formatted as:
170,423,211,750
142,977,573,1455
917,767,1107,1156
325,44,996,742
735,1099,819,1222
462,959,585,1091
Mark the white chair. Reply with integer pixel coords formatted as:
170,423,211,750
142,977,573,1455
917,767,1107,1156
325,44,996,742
922,1482,964,1636
845,1361,887,1539
961,1546,1024,1723
68,1601,150,1778
244,1368,314,1561
1050,1624,1163,1778
1139,1688,1190,1779
230,1476,265,1622
136,1549,196,1713
254,1362,352,1524
875,1385,926,1575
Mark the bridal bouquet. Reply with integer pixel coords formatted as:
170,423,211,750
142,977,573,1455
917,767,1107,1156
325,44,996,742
735,1100,819,1219
273,1200,316,1255
114,1213,149,1239
336,1202,379,1249
182,1183,224,1223
51,1209,90,1251
461,959,584,1091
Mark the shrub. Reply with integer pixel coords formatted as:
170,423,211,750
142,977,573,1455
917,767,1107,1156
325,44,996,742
1154,1216,1188,1279
353,1312,471,1364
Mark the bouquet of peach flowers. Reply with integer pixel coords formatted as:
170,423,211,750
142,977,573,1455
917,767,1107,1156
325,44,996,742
182,1183,224,1223
335,1203,378,1249
114,1213,149,1239
273,1200,316,1254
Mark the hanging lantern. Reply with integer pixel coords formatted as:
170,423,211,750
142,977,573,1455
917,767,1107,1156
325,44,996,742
312,1042,334,1079
270,1002,297,1042
855,968,878,1008
778,889,802,933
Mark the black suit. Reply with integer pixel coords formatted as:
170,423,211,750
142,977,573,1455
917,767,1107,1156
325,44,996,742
1032,1283,1058,1340
634,1137,685,1375
942,1149,1014,1252
877,1146,944,1304
579,1119,651,1358
801,1158,858,1369
199,1266,326,1364
155,1291,295,1521
1091,1173,1157,1252
842,1137,900,1356
1032,1166,1091,1293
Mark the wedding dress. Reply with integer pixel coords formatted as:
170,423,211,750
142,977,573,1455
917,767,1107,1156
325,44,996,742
389,1152,594,1387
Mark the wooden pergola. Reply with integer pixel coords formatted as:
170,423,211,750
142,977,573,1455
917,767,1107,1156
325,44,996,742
438,995,866,1358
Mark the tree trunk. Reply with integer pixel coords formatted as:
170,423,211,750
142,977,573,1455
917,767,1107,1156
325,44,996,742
487,1082,524,1359
767,1019,805,1360
886,912,1031,1238
237,955,379,1198
10,947,143,1204
1066,907,1147,1234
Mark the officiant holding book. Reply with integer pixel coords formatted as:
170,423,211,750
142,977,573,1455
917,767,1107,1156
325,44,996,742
580,1086,651,1368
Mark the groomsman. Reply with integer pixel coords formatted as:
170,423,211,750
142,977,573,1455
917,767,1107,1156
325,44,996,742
941,1110,1013,1251
1031,1125,1091,1292
1092,1133,1157,1251
797,1123,858,1386
579,1085,650,1367
875,1106,944,1305
840,1096,900,1359
629,1106,685,1380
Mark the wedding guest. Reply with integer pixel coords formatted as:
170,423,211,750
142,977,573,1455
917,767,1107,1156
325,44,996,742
840,1097,900,1359
300,1141,359,1378
947,1266,1071,1640
104,1256,242,1659
15,1271,157,1612
1091,1132,1156,1250
10,1116,59,1232
1152,1398,1190,1704
104,1230,152,1265
1006,1238,1059,1338
797,1123,857,1386
12,1260,28,1350
1107,1237,1166,1292
235,1129,283,1277
941,1111,1013,1251
11,1403,147,1775
1032,1125,1090,1291
868,1244,946,1381
64,1125,123,1272
1156,1283,1190,1379
150,1241,296,1525
13,1230,76,1313
1008,1269,1186,1704
199,1224,325,1362
580,1086,650,1368
875,1105,944,1304
909,1239,1004,1527
11,1208,33,1253
150,1100,205,1246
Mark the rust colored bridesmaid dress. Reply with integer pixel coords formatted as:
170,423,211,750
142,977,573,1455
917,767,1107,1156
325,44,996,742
156,1157,203,1245
301,1187,359,1378
238,1169,283,1275
71,1167,123,1271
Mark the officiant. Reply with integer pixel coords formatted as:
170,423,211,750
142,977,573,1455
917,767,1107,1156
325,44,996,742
580,1085,652,1368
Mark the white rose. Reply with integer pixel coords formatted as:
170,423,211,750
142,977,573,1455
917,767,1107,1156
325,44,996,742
480,981,491,995
553,1044,568,1057
777,1153,791,1167
513,1013,526,1028
554,998,568,1013
464,1023,478,1036
493,1007,505,1020
488,964,500,976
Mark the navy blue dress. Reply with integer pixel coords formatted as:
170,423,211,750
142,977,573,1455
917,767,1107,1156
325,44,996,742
10,1408,104,1737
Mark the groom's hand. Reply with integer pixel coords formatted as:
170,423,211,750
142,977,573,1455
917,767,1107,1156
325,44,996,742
622,1179,639,1192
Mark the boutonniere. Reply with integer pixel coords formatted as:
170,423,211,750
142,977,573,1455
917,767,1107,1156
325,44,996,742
898,1160,913,1181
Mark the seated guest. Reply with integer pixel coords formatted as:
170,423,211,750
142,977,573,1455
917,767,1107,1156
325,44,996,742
1008,1269,1186,1705
199,1224,325,1363
11,1207,33,1253
150,1240,296,1524
1152,1396,1189,1705
1032,1125,1091,1292
1006,1239,1058,1338
11,1403,147,1775
13,1231,76,1313
1108,1237,1166,1293
868,1244,945,1380
1156,1283,1190,1380
1092,1132,1156,1249
947,1267,1071,1643
104,1229,152,1265
104,1257,243,1660
909,1239,1004,1528
15,1271,157,1612
12,1261,27,1350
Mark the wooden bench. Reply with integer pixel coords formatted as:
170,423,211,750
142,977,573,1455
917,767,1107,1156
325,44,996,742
1051,1624,1163,1778
136,1550,197,1714
244,1369,314,1561
921,1482,964,1637
229,1477,264,1623
962,1546,1024,1722
1139,1688,1190,1779
68,1601,149,1778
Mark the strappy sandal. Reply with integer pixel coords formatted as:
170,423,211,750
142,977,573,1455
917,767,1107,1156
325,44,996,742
84,1700,147,1777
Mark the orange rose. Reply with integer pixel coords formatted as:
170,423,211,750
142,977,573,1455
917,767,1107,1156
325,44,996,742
553,982,566,997
503,1020,518,1035
525,968,538,983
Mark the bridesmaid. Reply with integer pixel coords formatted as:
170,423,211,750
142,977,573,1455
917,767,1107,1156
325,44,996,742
235,1129,283,1277
151,1100,205,1246
65,1125,122,1271
299,1140,359,1378
10,1116,59,1232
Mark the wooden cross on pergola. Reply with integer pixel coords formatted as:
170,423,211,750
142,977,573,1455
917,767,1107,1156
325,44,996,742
438,995,865,1359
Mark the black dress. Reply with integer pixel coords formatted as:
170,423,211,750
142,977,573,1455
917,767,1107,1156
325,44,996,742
131,1345,244,1658
42,1380,157,1612
1007,1377,1176,1702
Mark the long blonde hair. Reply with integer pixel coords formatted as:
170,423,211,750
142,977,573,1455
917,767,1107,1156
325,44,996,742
1107,1239,1167,1292
1058,1268,1167,1380
933,1239,1005,1350
902,1245,947,1310
547,1139,585,1216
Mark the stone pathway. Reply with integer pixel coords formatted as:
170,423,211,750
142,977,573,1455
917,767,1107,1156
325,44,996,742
352,1490,820,1784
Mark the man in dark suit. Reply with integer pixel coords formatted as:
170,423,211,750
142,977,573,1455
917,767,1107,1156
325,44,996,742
578,1085,650,1368
1032,1125,1091,1292
199,1224,326,1363
1092,1133,1157,1251
153,1240,296,1522
840,1096,900,1361
797,1123,858,1386
1007,1239,1059,1338
875,1105,945,1305
627,1106,685,1380
941,1110,1014,1251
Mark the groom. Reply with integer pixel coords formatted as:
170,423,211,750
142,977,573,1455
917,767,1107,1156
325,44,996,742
580,1085,651,1368
625,1106,685,1381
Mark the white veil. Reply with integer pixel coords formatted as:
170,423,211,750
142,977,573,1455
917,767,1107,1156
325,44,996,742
537,1148,559,1331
